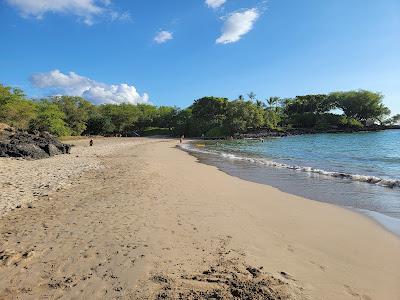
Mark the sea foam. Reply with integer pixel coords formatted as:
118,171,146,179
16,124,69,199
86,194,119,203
179,143,400,189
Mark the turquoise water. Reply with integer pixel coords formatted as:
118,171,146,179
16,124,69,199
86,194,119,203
182,130,400,236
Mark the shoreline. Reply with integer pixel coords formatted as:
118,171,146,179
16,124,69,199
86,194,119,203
179,141,400,237
1,138,399,299
178,140,400,238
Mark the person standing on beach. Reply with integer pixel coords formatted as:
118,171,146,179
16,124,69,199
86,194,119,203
89,139,94,146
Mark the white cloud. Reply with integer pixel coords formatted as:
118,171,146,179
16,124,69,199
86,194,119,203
205,0,226,9
216,8,259,44
5,0,129,25
154,31,173,44
31,70,149,105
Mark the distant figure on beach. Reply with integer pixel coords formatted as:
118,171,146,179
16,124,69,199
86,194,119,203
89,139,94,147
180,134,185,143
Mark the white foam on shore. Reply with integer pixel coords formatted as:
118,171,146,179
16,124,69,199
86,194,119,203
179,143,400,189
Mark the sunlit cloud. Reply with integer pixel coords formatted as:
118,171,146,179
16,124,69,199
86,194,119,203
216,8,259,44
205,0,226,9
154,30,173,44
31,70,149,105
5,0,130,25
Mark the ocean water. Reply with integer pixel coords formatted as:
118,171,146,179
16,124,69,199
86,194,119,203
181,130,400,236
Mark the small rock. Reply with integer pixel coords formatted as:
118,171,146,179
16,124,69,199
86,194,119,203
27,203,33,209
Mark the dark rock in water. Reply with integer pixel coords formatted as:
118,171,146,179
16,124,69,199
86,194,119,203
0,126,71,159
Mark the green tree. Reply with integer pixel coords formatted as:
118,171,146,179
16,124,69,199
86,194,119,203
0,100,37,129
284,94,333,115
0,84,37,129
52,96,94,135
85,108,115,135
190,97,229,136
29,100,71,136
172,108,193,136
99,103,140,134
136,104,158,130
224,100,265,134
0,84,25,106
247,92,256,102
255,100,265,108
264,109,281,129
267,97,280,110
329,90,390,124
155,106,178,129
384,114,400,125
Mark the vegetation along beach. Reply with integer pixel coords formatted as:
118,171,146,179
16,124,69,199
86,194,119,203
1,1,400,299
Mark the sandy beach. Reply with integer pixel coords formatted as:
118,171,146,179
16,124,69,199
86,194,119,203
0,137,399,299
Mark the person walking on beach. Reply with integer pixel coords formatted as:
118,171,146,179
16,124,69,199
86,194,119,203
180,134,185,143
89,139,94,147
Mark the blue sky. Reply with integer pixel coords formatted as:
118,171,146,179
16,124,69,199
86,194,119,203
0,0,399,114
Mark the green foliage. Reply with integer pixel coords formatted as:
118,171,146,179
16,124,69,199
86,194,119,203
0,84,25,106
0,84,37,129
99,103,140,134
284,94,334,115
135,104,158,130
288,113,317,128
384,114,400,125
0,83,396,137
314,113,343,130
52,96,94,135
155,106,178,129
141,127,171,136
172,108,193,136
347,118,364,129
223,100,265,134
206,127,227,137
85,111,115,135
329,90,390,124
267,97,280,110
29,101,71,136
264,110,281,129
0,99,37,130
190,97,229,136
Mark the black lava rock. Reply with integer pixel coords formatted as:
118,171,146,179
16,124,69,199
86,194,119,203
0,127,71,159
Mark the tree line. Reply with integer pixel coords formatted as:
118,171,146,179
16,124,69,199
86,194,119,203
0,84,399,137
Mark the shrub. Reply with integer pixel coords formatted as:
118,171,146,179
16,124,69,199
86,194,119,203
206,127,227,137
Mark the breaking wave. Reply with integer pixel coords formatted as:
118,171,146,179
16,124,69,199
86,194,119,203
179,143,400,189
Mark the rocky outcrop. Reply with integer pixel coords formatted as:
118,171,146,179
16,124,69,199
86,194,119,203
239,125,399,139
0,125,71,159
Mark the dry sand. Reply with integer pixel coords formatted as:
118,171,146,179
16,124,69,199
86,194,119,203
0,138,399,299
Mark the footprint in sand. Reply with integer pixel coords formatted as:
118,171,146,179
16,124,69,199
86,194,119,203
309,260,327,272
0,249,35,266
344,284,372,300
287,245,295,253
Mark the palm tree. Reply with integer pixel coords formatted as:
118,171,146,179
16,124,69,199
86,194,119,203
256,100,265,108
248,92,256,102
267,96,280,110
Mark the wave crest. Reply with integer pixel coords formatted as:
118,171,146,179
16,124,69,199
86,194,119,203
179,143,400,189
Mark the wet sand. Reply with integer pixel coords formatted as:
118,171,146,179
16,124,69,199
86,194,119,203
0,138,399,299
